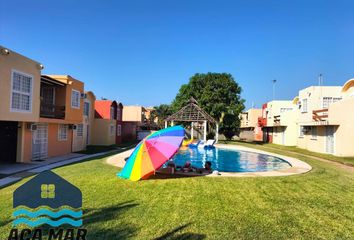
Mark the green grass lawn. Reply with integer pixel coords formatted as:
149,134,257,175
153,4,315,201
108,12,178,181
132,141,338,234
1,147,354,239
219,140,354,167
77,142,138,154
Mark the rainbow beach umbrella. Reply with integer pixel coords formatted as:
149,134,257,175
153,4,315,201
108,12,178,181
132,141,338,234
117,126,185,181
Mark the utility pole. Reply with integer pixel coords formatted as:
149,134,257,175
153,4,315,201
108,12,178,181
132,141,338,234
272,79,277,100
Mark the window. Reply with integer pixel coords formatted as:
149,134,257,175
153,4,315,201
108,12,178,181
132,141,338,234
299,126,304,137
302,99,308,113
11,70,33,112
117,124,122,136
280,108,293,113
84,102,90,117
322,97,332,109
41,184,55,199
333,97,342,103
322,97,342,109
110,124,116,136
117,108,121,120
58,124,68,141
110,106,115,120
77,124,83,137
71,90,80,109
311,126,317,140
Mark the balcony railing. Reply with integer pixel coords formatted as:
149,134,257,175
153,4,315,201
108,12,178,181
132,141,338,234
40,102,65,119
273,115,281,126
240,120,249,127
313,109,328,121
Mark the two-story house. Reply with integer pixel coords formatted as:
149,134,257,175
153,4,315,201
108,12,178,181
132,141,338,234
0,46,42,163
297,86,342,154
297,82,354,156
92,100,124,145
31,74,85,161
0,46,88,162
258,100,298,146
239,108,262,141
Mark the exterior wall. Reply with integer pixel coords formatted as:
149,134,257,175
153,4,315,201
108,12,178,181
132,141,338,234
240,108,262,128
91,119,116,145
298,86,342,124
239,128,256,141
328,97,354,156
264,100,294,127
85,92,96,145
46,75,84,124
122,121,138,142
123,106,144,122
47,123,73,157
272,107,299,146
0,46,41,122
22,123,73,163
297,126,328,154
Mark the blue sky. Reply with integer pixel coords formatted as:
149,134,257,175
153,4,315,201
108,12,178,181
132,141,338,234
1,0,354,109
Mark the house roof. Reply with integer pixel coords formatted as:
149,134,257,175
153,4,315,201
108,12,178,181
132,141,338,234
41,75,66,86
342,79,354,92
165,97,216,123
13,170,82,209
45,75,84,85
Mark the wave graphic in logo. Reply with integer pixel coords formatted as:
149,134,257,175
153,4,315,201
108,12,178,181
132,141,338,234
13,217,83,227
13,207,83,227
13,208,82,218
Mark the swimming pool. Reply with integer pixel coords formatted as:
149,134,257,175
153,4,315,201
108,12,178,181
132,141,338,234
169,147,291,172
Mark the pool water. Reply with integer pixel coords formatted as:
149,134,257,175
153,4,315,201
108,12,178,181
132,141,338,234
168,147,291,172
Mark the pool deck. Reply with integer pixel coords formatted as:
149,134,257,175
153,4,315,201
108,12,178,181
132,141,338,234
106,144,312,178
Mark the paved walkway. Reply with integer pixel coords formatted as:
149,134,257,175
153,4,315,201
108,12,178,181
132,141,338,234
0,153,85,175
0,151,117,188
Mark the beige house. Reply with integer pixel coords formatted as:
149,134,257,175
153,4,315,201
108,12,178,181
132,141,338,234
239,108,262,141
297,86,342,155
297,82,354,156
123,105,147,123
260,100,299,146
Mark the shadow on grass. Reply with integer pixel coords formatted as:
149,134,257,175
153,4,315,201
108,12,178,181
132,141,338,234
0,218,12,228
37,201,139,239
154,223,206,240
84,201,139,239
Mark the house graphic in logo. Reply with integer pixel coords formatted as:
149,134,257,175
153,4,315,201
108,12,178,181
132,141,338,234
13,170,83,227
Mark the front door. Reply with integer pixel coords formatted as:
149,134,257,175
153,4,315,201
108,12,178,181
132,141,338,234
0,121,18,162
282,128,285,145
32,124,48,161
326,126,335,154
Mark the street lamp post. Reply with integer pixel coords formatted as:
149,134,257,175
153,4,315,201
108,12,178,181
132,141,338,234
272,79,277,100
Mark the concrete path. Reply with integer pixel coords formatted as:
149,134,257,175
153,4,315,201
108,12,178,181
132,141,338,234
0,153,85,175
0,150,116,189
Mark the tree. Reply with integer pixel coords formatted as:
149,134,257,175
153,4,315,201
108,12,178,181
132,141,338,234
171,72,245,139
153,104,173,128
